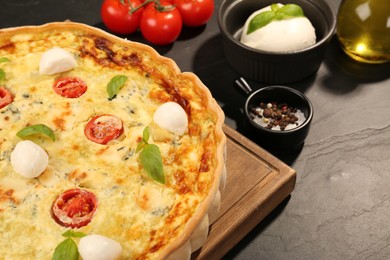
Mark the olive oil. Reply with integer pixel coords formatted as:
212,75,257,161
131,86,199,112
337,0,390,63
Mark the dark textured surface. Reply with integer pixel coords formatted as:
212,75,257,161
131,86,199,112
1,0,390,259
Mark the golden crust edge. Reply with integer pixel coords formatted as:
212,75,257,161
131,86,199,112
163,73,227,259
0,21,227,259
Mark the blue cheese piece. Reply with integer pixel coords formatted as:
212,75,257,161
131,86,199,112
39,47,77,75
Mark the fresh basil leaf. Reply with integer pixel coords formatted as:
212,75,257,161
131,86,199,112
140,144,165,184
16,124,55,141
136,126,151,153
62,230,86,238
107,75,128,100
52,238,79,260
142,126,151,143
136,140,146,153
247,10,275,34
0,57,10,63
0,69,5,81
136,126,165,184
247,4,305,34
275,4,304,20
270,3,280,12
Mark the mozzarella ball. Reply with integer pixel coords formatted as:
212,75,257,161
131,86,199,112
153,102,188,135
10,140,49,178
240,4,316,52
79,234,122,260
39,47,77,75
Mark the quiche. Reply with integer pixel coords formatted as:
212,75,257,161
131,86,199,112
0,22,226,259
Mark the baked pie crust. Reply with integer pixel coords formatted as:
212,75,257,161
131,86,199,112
0,22,226,259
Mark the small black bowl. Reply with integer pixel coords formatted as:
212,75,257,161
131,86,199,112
218,0,336,84
244,86,313,151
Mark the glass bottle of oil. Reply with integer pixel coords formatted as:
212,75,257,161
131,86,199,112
337,0,390,63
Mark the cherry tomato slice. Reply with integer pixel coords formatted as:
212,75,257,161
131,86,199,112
140,1,183,45
0,86,13,109
51,188,98,229
174,0,214,27
84,114,124,145
53,77,88,98
101,0,144,35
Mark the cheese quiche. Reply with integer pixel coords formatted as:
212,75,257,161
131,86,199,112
0,22,226,259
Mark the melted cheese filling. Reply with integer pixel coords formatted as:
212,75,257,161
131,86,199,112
0,28,220,259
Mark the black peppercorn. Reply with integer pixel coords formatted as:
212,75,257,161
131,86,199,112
249,102,303,131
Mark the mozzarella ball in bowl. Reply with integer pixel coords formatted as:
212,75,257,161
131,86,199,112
218,0,336,84
240,4,316,52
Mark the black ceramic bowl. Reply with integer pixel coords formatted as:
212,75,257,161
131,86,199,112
218,0,336,84
244,86,313,151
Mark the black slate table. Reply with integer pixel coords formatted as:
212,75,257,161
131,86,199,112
1,0,390,259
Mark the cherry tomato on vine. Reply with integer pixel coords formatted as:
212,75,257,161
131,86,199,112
101,0,144,35
174,0,214,27
140,1,182,45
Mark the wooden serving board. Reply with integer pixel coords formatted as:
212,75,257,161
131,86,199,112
193,125,296,259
